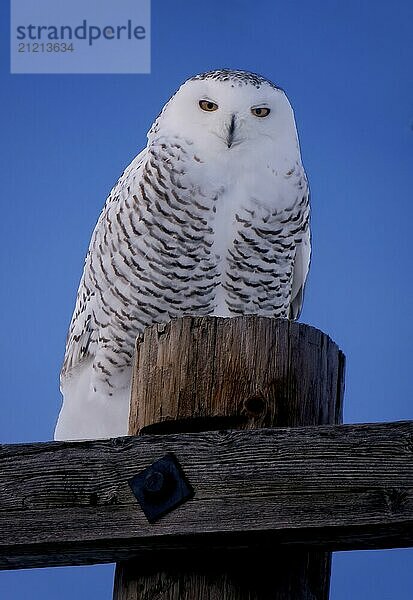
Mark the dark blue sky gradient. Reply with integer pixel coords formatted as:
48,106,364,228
1,1,412,598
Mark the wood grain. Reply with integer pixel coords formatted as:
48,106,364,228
1,421,413,571
119,316,344,599
129,316,344,432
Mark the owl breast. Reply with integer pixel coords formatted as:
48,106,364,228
66,135,308,395
130,136,309,320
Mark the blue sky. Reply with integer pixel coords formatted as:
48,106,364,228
1,0,412,597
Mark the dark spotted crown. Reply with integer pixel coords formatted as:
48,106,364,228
188,69,281,91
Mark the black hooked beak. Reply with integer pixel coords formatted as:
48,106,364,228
226,114,236,148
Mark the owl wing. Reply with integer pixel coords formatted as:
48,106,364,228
60,148,147,387
289,189,311,320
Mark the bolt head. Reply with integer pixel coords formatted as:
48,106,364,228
143,470,165,497
128,453,194,523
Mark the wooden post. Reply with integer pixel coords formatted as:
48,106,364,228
113,316,345,599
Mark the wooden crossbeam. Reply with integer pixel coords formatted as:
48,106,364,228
1,420,412,570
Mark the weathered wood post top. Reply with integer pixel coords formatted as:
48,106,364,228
114,315,345,600
130,315,344,432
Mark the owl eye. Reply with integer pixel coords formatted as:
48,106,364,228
199,100,218,112
251,107,271,117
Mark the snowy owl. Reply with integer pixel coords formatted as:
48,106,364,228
55,69,310,441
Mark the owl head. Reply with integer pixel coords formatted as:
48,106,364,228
148,69,301,161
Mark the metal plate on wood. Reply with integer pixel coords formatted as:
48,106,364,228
128,453,194,523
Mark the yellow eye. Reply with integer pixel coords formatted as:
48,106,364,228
251,107,271,117
199,100,219,112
